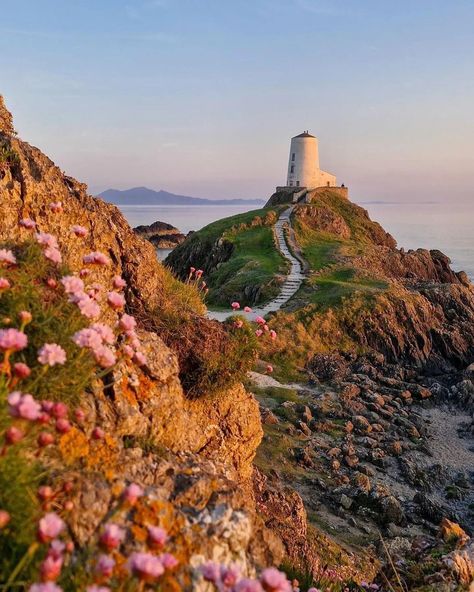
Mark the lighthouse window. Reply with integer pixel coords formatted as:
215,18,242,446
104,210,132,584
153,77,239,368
291,153,295,161
290,165,295,173
296,181,300,187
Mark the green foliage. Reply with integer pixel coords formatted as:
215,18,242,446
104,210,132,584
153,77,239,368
0,143,20,174
0,241,96,405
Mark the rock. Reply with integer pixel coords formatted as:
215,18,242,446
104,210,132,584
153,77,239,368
307,352,350,381
352,472,371,493
388,440,403,456
379,495,405,526
298,421,312,436
0,95,14,134
442,542,474,586
261,408,279,425
133,220,186,248
344,454,359,468
352,415,372,434
439,518,469,545
340,494,353,510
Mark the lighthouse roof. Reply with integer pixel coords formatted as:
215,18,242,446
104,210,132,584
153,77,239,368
293,131,315,139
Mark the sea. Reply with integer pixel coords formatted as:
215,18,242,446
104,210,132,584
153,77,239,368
117,202,474,280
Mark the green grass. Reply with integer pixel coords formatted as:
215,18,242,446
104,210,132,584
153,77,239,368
309,268,388,308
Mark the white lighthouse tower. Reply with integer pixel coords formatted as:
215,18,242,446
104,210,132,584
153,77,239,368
286,131,336,189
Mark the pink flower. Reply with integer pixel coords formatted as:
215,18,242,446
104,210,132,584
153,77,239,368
0,328,27,351
244,306,252,313
55,418,71,434
83,252,109,266
201,562,220,583
123,345,134,358
93,345,116,368
235,580,264,592
79,269,90,278
255,329,263,337
44,247,62,265
107,291,125,310
269,330,277,341
20,218,36,229
60,275,84,294
234,319,244,329
133,351,146,366
263,324,269,331
260,568,292,592
128,552,164,581
147,526,167,549
19,310,32,324
75,295,101,319
231,301,240,310
90,323,115,345
221,565,240,587
49,201,63,213
5,426,24,444
196,269,203,277
92,427,105,440
87,587,110,592
0,249,16,265
47,540,66,559
159,553,178,571
123,483,144,506
266,364,273,374
38,344,67,367
38,432,55,447
71,225,88,237
38,513,65,543
100,523,125,550
13,362,31,379
72,328,102,350
8,392,41,420
112,276,126,289
46,278,57,289
51,402,68,419
35,233,59,249
255,316,266,325
74,408,86,422
0,278,10,290
38,486,54,500
96,554,115,578
0,510,11,529
29,584,63,592
118,314,136,332
40,554,63,581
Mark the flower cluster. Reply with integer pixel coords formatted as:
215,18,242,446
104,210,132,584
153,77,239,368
186,266,208,296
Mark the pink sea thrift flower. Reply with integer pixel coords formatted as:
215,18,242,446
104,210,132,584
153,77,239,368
255,316,266,325
0,328,27,351
13,362,31,378
38,513,65,543
147,526,167,549
0,278,10,290
35,233,59,249
60,275,84,294
118,314,136,332
19,310,32,324
100,523,125,550
255,329,263,337
51,402,68,419
38,486,54,500
231,301,240,310
123,345,134,358
260,567,292,592
244,306,252,313
201,562,220,583
133,351,146,366
44,247,62,265
196,269,203,277
83,251,109,266
107,291,125,310
112,275,126,289
55,418,71,434
74,408,86,422
40,554,63,581
0,510,10,529
49,201,63,213
90,323,115,345
8,392,41,420
266,364,273,374
234,319,244,329
38,344,67,366
221,565,240,587
269,330,277,341
87,587,110,592
128,552,164,581
38,432,55,447
72,328,102,350
75,295,101,319
71,225,88,237
92,426,105,440
20,218,36,229
93,345,116,368
96,554,115,578
0,249,16,265
160,553,178,571
5,426,24,444
29,584,63,592
235,580,264,592
123,483,144,505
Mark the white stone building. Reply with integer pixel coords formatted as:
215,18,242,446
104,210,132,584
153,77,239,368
286,131,336,189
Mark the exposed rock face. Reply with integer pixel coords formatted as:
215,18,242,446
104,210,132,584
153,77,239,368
0,95,14,134
134,220,186,248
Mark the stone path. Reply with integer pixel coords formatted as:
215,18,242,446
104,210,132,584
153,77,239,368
208,206,306,322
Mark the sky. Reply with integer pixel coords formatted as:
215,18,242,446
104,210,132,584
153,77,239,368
1,0,474,201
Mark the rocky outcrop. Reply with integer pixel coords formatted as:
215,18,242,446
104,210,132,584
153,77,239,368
133,220,186,248
0,95,14,134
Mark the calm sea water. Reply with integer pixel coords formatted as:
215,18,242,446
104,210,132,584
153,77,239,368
117,202,474,279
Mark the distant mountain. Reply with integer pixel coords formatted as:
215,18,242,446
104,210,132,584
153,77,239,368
98,187,264,206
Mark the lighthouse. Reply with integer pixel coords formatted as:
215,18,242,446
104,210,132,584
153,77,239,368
286,131,336,189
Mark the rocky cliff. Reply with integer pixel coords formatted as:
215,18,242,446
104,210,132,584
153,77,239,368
133,220,186,248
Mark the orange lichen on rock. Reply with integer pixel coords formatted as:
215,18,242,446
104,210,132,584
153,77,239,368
59,427,90,464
